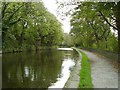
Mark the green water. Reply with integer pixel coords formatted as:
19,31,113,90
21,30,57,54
2,49,79,88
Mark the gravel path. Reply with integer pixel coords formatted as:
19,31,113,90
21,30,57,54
81,49,118,88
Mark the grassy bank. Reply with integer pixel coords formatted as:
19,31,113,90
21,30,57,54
72,47,93,88
78,50,93,88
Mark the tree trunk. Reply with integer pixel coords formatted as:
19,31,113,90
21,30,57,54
105,38,107,49
117,21,120,54
115,2,120,63
116,2,120,52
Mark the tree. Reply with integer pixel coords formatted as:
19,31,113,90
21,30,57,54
62,33,74,47
2,2,63,52
57,1,119,53
70,2,118,52
96,2,120,53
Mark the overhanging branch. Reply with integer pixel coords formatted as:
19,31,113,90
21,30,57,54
2,3,9,19
99,11,118,31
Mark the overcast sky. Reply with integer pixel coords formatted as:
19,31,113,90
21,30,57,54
42,0,71,33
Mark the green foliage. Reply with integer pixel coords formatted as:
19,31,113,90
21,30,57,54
61,33,74,47
2,2,63,52
70,2,118,52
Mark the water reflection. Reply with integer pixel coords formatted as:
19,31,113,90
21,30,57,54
2,49,79,88
48,59,75,88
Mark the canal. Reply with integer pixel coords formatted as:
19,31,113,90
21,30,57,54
2,48,79,88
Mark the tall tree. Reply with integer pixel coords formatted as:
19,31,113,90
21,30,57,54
70,2,118,52
57,1,119,52
2,2,63,52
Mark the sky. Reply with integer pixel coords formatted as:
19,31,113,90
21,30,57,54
42,0,71,33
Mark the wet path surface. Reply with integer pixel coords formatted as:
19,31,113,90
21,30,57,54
81,49,118,88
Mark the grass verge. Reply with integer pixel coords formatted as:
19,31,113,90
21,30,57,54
72,47,93,88
78,50,93,88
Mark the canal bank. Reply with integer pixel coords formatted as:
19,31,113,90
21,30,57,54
64,47,93,88
64,48,82,88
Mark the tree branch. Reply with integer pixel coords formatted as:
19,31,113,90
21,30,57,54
109,14,116,21
2,2,9,19
9,18,21,25
99,11,118,30
7,5,23,22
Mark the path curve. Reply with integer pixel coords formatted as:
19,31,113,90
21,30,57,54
81,49,118,88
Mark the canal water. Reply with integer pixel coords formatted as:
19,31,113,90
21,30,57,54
2,48,79,88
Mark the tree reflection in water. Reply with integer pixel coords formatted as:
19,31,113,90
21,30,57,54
2,49,78,88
